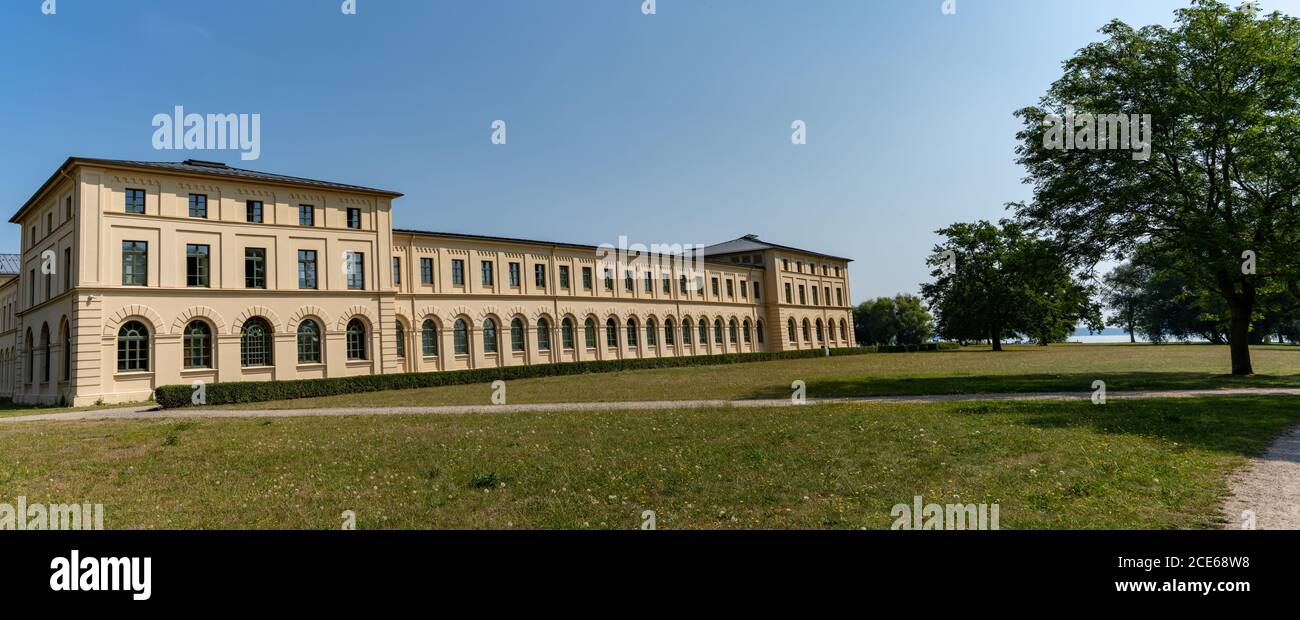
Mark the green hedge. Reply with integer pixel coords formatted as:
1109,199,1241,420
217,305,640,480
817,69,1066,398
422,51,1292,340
155,343,957,409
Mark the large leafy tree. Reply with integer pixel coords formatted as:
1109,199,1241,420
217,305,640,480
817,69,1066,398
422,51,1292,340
921,220,1100,351
853,295,934,346
1014,0,1300,374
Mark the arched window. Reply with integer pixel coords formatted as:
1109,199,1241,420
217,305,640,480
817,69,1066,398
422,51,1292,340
537,318,551,351
802,319,812,343
743,320,752,344
840,319,848,342
511,318,526,352
40,324,51,381
61,322,71,380
183,320,213,369
682,318,693,345
561,318,575,350
713,319,723,344
816,319,824,343
728,319,738,344
698,319,708,345
665,319,675,346
297,319,322,364
788,319,797,343
626,319,639,347
584,318,597,348
241,317,273,367
757,320,765,343
646,318,658,347
24,329,33,383
828,320,836,341
483,318,498,354
395,321,406,358
606,318,618,347
422,319,439,356
453,319,469,354
117,320,150,372
346,318,368,360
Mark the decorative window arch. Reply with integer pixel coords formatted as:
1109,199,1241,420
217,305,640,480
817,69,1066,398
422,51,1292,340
698,318,708,345
788,319,797,343
815,319,825,343
626,318,639,347
183,320,213,369
828,319,836,341
606,317,618,347
483,318,499,354
682,318,693,345
802,319,812,343
840,319,848,342
664,318,675,346
728,319,738,344
346,318,368,360
584,318,597,349
422,319,439,356
537,318,552,351
646,318,657,347
297,319,322,364
453,318,469,355
117,320,150,372
713,319,723,345
743,319,752,344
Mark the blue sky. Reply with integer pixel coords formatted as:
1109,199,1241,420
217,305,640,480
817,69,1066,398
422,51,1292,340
2,0,1296,301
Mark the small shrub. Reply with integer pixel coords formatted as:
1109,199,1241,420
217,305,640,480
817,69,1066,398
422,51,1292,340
162,435,178,446
469,472,500,489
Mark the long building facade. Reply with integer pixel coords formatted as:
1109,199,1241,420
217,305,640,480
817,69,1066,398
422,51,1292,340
1,158,855,406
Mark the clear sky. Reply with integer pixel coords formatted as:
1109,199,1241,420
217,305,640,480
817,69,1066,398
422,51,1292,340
2,0,1296,302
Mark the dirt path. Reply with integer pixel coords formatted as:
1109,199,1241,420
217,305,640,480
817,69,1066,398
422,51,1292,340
1222,427,1300,530
3,386,1300,423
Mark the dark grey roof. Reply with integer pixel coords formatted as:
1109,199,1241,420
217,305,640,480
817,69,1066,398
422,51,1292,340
0,254,18,275
13,157,402,223
704,234,853,262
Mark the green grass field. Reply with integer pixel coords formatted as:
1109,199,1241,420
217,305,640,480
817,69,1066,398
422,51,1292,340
0,396,1290,529
207,343,1300,410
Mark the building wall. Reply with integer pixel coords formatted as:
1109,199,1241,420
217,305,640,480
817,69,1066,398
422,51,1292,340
6,161,855,406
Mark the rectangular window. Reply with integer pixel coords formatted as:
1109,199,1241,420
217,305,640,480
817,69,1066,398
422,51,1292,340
44,270,51,302
186,244,210,287
644,271,652,293
582,267,593,290
451,259,465,285
559,265,570,289
299,204,315,226
509,262,521,287
346,252,365,290
481,260,494,286
799,285,807,305
347,208,361,229
696,276,705,297
711,278,720,297
726,280,734,298
189,194,208,218
122,241,147,286
63,248,71,291
535,264,546,288
28,270,35,306
246,200,263,223
392,257,402,285
662,273,670,294
604,269,614,290
825,287,832,306
836,288,843,306
298,250,318,289
125,189,146,214
754,283,761,299
245,248,266,289
47,212,53,234
812,287,819,305
66,196,73,220
785,283,793,304
420,258,433,284
679,275,688,294
740,281,748,299
624,270,633,292
783,259,790,271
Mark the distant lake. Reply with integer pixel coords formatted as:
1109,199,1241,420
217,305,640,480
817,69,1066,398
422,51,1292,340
1067,327,1207,344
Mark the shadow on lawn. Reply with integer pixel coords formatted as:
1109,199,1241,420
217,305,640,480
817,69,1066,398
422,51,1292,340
741,372,1300,400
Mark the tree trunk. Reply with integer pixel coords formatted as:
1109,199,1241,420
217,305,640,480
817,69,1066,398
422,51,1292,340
1228,300,1254,375
990,330,1003,352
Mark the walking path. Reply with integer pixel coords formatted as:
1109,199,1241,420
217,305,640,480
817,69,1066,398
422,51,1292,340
3,386,1299,423
1222,427,1300,530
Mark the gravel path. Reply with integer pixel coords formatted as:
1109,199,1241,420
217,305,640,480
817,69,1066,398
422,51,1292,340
1222,428,1300,530
3,386,1299,423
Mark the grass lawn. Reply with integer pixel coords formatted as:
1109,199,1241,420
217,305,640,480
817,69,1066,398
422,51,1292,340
0,398,151,419
207,343,1300,410
0,396,1293,529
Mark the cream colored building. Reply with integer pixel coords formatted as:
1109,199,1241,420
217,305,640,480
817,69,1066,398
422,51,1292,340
2,158,855,406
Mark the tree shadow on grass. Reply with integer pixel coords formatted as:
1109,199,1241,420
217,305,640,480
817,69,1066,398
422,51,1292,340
741,372,1300,400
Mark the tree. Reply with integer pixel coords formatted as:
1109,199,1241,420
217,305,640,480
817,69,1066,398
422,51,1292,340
921,219,1100,351
853,295,934,346
1013,0,1300,374
1102,261,1147,343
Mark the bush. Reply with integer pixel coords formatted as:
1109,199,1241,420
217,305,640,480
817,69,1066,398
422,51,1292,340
154,344,959,409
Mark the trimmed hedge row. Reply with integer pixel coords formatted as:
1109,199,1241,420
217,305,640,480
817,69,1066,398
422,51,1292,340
155,342,959,409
